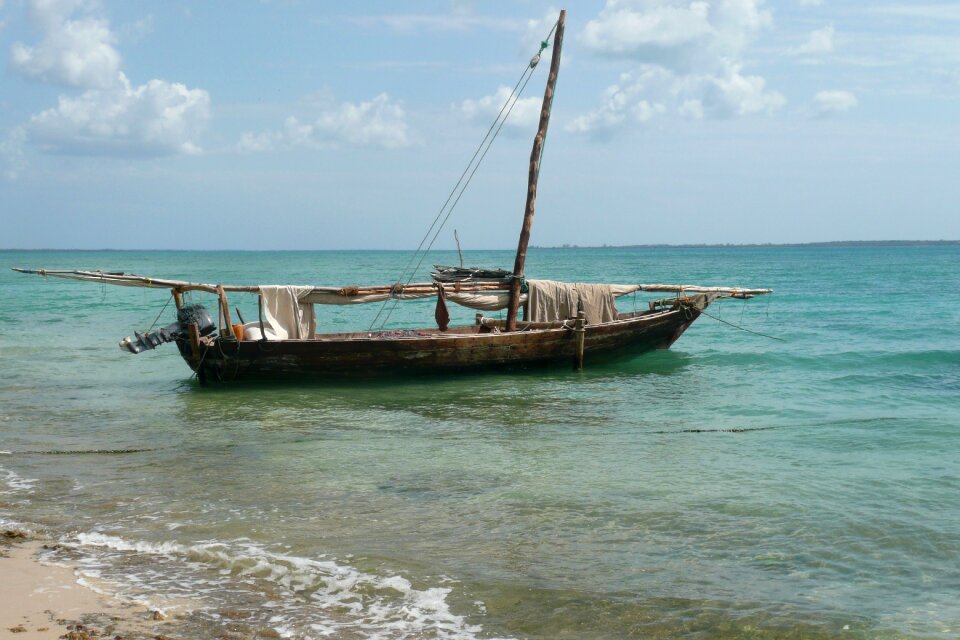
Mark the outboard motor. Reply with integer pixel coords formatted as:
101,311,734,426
119,304,217,354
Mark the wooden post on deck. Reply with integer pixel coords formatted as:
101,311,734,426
172,288,183,311
217,285,234,339
505,9,565,332
573,310,585,370
187,322,201,361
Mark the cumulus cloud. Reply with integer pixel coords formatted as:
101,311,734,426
813,89,858,115
790,24,834,56
11,0,121,89
567,67,669,135
239,94,412,151
571,0,784,135
26,73,210,156
582,0,771,69
459,86,541,130
696,63,786,116
8,0,209,157
581,0,714,64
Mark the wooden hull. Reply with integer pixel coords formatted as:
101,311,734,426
180,302,704,383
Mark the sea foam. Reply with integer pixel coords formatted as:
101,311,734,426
67,531,495,639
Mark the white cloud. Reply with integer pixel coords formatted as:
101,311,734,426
696,63,786,116
582,1,710,56
11,0,122,89
567,67,669,134
459,86,541,130
571,0,783,134
790,24,834,56
26,73,210,156
9,0,210,157
813,89,858,115
239,94,412,151
581,0,771,69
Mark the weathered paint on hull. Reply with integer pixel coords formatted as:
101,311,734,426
181,306,701,383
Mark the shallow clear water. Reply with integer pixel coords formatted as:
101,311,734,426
1,247,958,639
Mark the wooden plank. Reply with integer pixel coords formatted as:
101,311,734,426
573,310,585,370
217,286,234,339
187,323,201,362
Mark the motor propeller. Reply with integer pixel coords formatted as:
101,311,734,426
119,304,216,354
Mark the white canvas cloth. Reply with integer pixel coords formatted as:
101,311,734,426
259,286,316,340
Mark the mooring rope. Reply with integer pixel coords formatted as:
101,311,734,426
699,308,784,342
368,21,559,332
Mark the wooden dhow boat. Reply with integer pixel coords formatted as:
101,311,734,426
13,10,771,384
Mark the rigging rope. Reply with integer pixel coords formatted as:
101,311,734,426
376,59,545,330
144,292,173,333
368,21,558,332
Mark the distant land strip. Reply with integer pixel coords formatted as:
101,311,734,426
2,240,958,252
531,240,960,249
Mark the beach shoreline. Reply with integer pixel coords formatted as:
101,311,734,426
1,531,165,640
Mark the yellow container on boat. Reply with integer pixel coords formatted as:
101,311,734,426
232,324,245,341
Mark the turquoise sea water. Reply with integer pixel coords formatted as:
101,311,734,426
1,247,958,639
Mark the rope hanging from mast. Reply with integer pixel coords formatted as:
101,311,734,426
368,21,559,332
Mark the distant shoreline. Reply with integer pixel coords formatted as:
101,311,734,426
533,240,960,249
2,240,958,252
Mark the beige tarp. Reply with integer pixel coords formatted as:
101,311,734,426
447,291,524,311
527,280,633,324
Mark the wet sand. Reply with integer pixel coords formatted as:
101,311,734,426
0,532,163,640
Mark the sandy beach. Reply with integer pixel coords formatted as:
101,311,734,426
1,531,164,640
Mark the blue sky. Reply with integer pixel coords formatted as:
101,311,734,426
1,0,957,249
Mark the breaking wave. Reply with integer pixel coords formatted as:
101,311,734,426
66,532,497,640
0,466,37,494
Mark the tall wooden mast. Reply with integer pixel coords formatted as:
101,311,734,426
505,9,566,332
